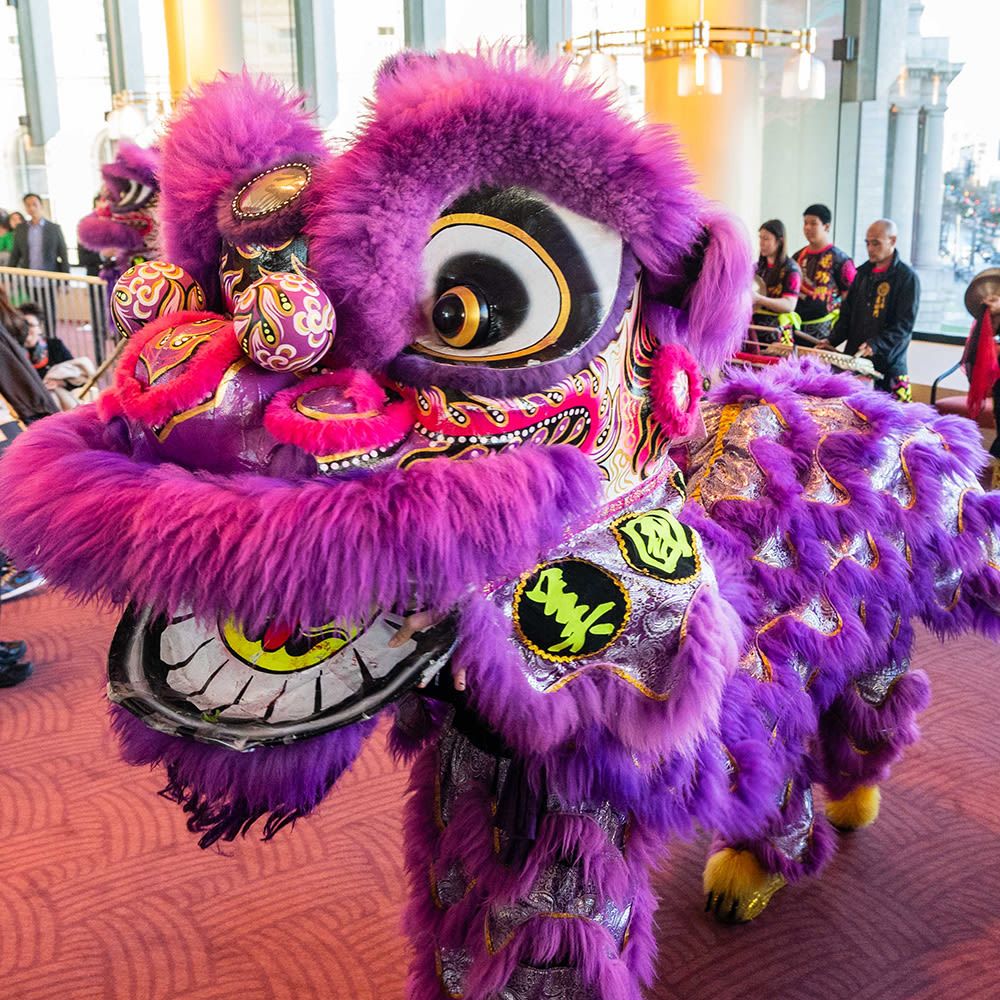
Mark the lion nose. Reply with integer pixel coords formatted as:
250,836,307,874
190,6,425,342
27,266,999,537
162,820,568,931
232,271,336,373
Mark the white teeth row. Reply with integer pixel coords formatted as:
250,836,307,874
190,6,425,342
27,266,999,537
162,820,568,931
119,180,153,207
417,408,588,447
318,444,394,472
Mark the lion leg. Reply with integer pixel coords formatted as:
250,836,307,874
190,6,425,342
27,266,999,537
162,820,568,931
703,773,834,924
405,717,652,999
817,620,930,832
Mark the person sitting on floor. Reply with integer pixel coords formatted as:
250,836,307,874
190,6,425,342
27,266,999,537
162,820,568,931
17,302,95,410
17,302,72,378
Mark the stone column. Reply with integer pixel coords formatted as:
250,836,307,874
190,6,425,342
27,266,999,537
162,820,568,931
889,103,919,259
914,106,946,267
644,0,763,233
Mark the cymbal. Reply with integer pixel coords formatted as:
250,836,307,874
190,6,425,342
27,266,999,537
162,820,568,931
964,267,1000,317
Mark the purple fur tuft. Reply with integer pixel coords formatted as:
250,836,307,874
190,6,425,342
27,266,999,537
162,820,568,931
307,49,706,372
109,703,377,847
158,72,326,307
103,141,160,192
0,406,600,631
77,214,145,255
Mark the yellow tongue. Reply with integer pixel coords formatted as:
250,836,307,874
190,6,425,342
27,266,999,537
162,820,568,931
221,618,358,673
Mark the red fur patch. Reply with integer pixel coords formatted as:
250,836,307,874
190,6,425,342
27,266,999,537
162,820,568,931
650,343,703,439
264,370,418,457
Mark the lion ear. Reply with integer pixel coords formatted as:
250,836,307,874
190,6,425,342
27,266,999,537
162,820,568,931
642,206,753,374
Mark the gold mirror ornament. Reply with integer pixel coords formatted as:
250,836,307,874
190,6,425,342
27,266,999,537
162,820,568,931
232,163,312,221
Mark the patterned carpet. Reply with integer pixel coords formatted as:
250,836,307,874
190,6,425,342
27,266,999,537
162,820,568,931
2,589,998,1000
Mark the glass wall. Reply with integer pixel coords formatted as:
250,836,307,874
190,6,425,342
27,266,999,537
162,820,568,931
446,0,526,50
329,0,405,142
242,0,298,86
759,0,845,264
29,0,113,263
914,0,1000,337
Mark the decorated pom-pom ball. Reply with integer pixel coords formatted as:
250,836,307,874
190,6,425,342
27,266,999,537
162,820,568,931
232,271,335,373
650,343,703,440
111,260,207,339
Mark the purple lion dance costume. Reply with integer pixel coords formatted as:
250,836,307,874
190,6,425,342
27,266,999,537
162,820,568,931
4,56,1000,999
77,141,161,290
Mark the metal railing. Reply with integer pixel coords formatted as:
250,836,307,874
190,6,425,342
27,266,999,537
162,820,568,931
0,265,115,371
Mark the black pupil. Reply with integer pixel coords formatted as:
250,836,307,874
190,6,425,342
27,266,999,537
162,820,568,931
433,293,466,337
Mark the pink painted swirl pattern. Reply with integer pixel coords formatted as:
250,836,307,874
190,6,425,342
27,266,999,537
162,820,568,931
232,272,335,372
111,260,207,339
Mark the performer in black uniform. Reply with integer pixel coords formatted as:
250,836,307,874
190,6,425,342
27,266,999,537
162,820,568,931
793,203,856,344
824,219,919,401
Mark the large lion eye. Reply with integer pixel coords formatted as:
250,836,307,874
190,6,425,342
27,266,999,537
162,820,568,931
412,187,625,369
432,284,491,347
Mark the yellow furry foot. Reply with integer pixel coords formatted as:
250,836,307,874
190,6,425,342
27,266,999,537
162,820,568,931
703,848,786,924
825,785,881,831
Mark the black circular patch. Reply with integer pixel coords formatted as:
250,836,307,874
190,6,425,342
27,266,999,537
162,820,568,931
610,509,700,584
513,558,630,663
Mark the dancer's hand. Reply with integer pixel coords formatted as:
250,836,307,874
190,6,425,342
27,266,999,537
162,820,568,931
389,610,466,691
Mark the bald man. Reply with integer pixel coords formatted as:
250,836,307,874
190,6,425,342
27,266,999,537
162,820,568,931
824,219,920,400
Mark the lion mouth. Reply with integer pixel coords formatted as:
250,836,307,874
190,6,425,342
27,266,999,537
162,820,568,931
108,605,456,750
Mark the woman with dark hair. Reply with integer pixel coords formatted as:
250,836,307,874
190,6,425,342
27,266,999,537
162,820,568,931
750,219,802,345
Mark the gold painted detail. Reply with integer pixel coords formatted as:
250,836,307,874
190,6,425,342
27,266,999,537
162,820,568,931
156,358,251,442
690,402,742,503
139,318,225,385
543,662,671,701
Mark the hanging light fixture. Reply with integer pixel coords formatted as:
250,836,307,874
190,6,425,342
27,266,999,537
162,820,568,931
677,0,722,97
780,1,827,100
578,31,621,94
564,2,828,102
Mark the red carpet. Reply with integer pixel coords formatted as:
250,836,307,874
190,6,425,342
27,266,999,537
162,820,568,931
2,589,999,999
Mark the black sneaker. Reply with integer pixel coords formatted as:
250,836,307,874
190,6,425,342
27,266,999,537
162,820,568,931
0,639,28,664
0,660,32,687
0,567,45,602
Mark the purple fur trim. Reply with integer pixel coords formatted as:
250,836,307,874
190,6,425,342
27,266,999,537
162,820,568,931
77,214,145,256
158,72,326,308
645,206,754,373
819,669,931,800
726,807,837,883
109,703,377,847
459,582,739,759
103,140,160,192
401,743,450,1000
464,915,641,1000
308,49,704,372
0,407,599,631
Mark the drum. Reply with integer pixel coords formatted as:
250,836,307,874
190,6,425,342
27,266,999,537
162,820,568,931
766,342,879,381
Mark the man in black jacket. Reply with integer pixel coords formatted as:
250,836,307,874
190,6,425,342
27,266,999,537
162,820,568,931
824,219,920,400
7,193,70,273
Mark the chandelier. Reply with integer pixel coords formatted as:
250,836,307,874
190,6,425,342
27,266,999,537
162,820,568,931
565,0,827,101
